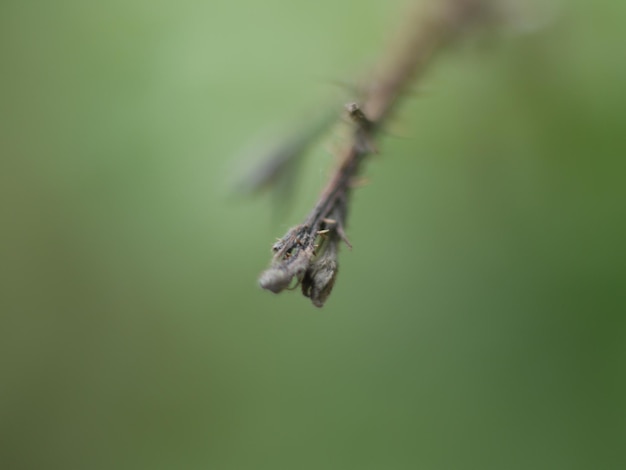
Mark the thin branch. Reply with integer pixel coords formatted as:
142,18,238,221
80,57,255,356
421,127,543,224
258,0,492,307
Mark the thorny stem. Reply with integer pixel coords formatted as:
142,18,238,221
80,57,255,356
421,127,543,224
259,0,491,307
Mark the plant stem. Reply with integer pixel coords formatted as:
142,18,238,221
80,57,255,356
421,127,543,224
259,0,491,306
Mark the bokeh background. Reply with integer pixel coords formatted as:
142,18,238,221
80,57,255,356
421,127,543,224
1,0,624,469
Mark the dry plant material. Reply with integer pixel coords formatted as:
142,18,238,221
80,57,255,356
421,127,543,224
255,0,493,307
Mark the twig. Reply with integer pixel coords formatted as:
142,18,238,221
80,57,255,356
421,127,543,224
258,0,491,307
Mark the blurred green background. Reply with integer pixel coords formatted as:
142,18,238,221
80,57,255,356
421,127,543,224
1,0,625,469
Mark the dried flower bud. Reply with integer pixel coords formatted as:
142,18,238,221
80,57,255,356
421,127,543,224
302,239,339,307
259,225,315,294
258,267,293,294
258,253,310,294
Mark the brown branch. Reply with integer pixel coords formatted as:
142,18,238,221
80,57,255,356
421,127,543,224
258,0,491,307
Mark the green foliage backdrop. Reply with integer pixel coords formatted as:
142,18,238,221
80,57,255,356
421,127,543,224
1,1,624,468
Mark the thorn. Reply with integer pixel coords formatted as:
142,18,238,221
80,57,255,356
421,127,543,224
337,225,352,249
366,138,379,154
316,229,330,235
349,177,370,188
322,218,337,225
